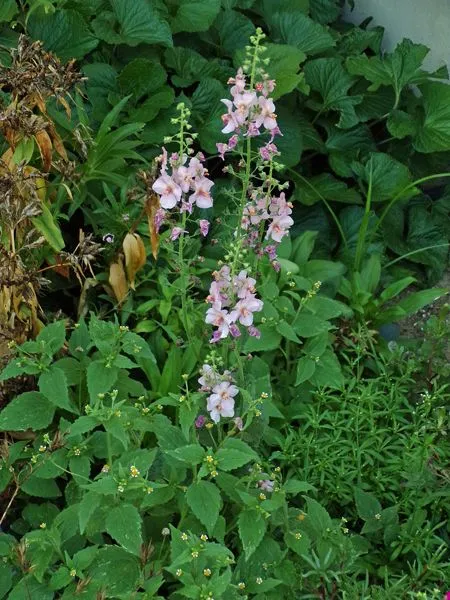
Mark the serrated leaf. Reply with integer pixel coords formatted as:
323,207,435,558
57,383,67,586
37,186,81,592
79,492,101,534
304,58,362,129
128,86,175,123
294,173,362,205
106,504,143,555
118,59,167,101
167,444,205,465
238,509,267,559
268,10,335,55
87,360,118,400
39,366,76,413
186,481,221,535
171,0,221,33
0,392,55,431
263,43,306,99
28,9,98,61
346,39,431,105
310,0,341,24
387,109,417,140
414,82,450,153
215,9,255,55
89,547,140,595
352,152,416,202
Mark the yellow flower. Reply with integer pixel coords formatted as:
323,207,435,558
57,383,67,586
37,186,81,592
181,533,188,541
176,569,183,577
130,465,140,478
200,534,208,541
203,568,211,577
39,522,46,529
70,569,76,577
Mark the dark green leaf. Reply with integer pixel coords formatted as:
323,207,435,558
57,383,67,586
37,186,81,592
118,59,167,101
186,481,221,535
89,547,141,595
295,357,316,385
215,9,255,55
355,489,382,520
310,0,341,24
238,508,267,559
0,0,17,23
352,152,415,202
39,366,76,413
171,0,220,33
87,360,118,400
0,392,54,431
310,349,344,389
414,82,450,153
268,11,335,55
106,504,143,555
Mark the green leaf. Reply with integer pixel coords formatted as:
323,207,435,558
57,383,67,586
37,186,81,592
192,78,226,118
292,314,330,337
268,11,335,55
310,349,344,389
352,152,415,202
0,391,54,431
79,492,101,534
128,86,175,122
31,202,65,252
106,504,143,555
21,476,61,497
273,105,304,167
89,547,141,595
397,288,448,317
8,577,53,600
310,0,341,24
0,0,17,23
87,360,118,400
39,366,76,413
304,58,362,129
28,9,98,61
216,438,258,471
264,43,306,99
387,109,418,140
164,47,231,88
243,325,281,352
215,9,255,56
167,444,205,465
118,59,167,101
171,0,221,33
355,489,382,520
93,0,172,47
0,561,12,598
346,39,431,103
36,320,66,354
294,173,362,206
295,356,316,385
238,508,267,559
303,497,332,538
186,481,221,535
414,82,450,153
277,320,301,343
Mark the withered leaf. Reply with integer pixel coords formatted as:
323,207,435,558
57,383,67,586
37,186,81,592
123,232,146,290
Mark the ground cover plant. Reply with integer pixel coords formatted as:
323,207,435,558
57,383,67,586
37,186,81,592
0,1,449,599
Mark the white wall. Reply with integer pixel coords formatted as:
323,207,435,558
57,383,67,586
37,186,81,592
344,0,450,71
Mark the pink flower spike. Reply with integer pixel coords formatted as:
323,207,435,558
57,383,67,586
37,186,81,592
152,173,182,209
170,227,186,241
199,219,210,237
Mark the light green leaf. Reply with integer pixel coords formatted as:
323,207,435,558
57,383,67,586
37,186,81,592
355,489,382,521
346,39,431,104
167,444,205,465
238,508,267,559
310,349,344,389
87,360,118,400
186,481,221,535
304,58,362,129
292,314,330,337
89,547,141,595
397,288,448,317
268,11,335,55
243,325,282,352
0,0,17,23
295,356,316,385
39,366,76,413
0,392,54,431
171,0,221,33
352,152,416,202
28,9,98,61
32,202,65,252
106,504,143,555
36,320,66,353
277,320,301,343
118,59,167,101
79,492,101,534
216,438,258,471
414,82,450,153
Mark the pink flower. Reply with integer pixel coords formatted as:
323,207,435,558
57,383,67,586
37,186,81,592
188,156,206,179
172,165,193,193
254,97,277,131
198,364,219,390
207,381,239,423
230,295,263,327
229,323,241,337
205,306,232,339
233,270,256,298
154,208,166,232
190,177,214,208
258,480,274,492
199,219,209,237
266,214,294,243
445,592,450,600
195,415,206,429
170,227,185,241
217,143,228,160
152,173,182,209
248,325,261,338
228,134,238,150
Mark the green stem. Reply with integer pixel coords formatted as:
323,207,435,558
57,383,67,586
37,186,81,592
354,163,373,272
384,243,450,269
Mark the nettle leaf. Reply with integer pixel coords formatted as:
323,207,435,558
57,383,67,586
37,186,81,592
0,392,55,431
28,9,98,61
186,481,221,535
215,9,255,56
170,0,221,33
89,547,141,595
238,508,267,559
309,0,342,24
268,10,335,55
414,82,450,153
304,58,362,129
87,360,118,400
346,39,432,106
352,152,416,202
118,59,167,101
216,438,259,471
93,0,172,47
293,173,362,206
39,366,77,413
106,504,143,555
